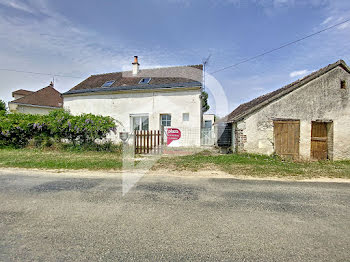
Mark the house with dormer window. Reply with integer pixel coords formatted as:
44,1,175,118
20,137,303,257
63,56,204,146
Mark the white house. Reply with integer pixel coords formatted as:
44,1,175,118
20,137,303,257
219,60,350,161
63,57,204,146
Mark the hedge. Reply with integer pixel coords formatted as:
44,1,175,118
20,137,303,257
0,109,116,148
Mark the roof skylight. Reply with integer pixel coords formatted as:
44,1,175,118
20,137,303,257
139,78,151,84
102,80,115,88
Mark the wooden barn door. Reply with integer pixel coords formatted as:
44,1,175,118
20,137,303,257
311,122,328,160
274,120,300,160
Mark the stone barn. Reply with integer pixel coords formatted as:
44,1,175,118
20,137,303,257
221,60,350,161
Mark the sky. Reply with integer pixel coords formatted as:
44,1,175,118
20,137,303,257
0,0,349,116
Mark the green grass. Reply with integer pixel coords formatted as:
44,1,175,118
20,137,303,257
155,151,350,179
1,148,350,179
0,148,123,170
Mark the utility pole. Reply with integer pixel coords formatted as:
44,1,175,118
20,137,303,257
202,54,211,92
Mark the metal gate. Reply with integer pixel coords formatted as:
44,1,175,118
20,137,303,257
201,128,214,146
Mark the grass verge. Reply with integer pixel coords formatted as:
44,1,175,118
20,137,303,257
1,148,350,179
154,151,350,179
0,148,122,170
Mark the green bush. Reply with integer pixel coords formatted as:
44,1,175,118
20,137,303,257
60,141,122,153
47,109,116,145
0,109,116,148
0,113,42,148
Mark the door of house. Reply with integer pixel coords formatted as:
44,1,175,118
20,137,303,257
274,120,300,160
311,122,328,160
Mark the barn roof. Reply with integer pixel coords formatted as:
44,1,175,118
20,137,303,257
64,64,203,95
222,59,350,123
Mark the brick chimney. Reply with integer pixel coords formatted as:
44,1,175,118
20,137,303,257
132,56,140,75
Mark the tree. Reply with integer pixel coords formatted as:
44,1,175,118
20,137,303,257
0,100,6,112
201,91,210,113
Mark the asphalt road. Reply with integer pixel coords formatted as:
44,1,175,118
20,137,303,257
0,170,349,261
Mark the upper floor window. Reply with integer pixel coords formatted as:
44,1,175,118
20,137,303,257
102,80,115,88
160,114,171,127
139,78,151,84
204,120,212,128
341,80,346,89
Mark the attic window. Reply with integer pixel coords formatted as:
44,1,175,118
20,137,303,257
341,80,346,89
139,78,151,84
102,80,115,88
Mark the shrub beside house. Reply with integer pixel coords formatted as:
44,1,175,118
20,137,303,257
0,109,116,148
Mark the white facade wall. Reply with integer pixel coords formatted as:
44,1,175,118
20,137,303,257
8,103,55,115
234,67,350,160
63,89,202,146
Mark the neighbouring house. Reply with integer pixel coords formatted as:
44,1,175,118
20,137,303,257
12,89,34,100
218,59,350,161
9,82,63,115
63,56,204,146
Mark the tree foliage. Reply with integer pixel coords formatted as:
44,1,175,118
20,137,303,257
201,91,210,113
0,100,6,112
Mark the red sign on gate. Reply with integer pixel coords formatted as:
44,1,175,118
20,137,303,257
167,128,181,145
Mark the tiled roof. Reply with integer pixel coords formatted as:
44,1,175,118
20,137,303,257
223,60,350,123
64,64,203,95
12,89,33,97
10,84,63,108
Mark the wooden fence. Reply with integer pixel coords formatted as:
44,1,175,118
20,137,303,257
134,130,164,154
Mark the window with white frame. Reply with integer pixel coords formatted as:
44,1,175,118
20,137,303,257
131,115,149,131
183,113,189,122
160,114,171,127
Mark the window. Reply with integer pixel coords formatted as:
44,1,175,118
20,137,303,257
139,78,151,84
204,120,212,128
131,115,149,131
160,114,171,127
102,80,115,87
183,113,189,121
341,80,346,89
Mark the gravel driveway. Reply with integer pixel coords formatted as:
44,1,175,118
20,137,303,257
0,169,349,261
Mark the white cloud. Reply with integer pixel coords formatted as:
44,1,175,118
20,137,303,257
321,16,333,25
0,0,182,104
273,0,293,6
338,21,350,30
0,0,35,13
289,69,312,78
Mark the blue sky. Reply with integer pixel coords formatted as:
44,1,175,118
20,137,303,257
0,0,349,116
